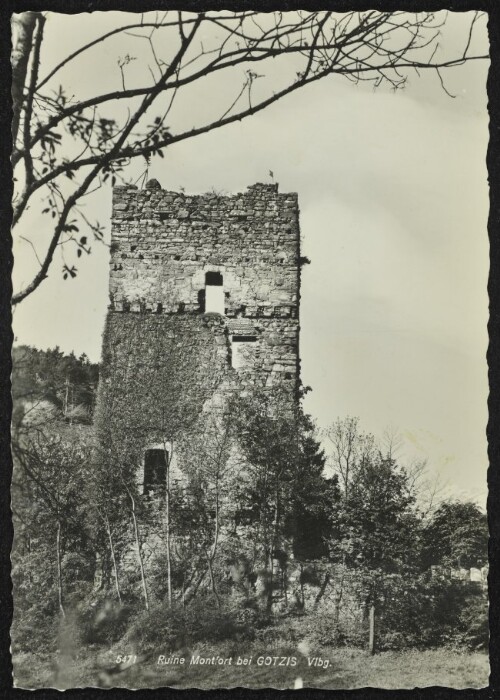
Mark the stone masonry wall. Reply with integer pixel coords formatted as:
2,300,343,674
110,182,299,318
98,182,302,572
228,317,298,389
107,181,301,391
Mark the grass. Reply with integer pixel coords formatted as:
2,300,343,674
13,644,489,690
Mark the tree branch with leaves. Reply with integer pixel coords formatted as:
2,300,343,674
11,10,487,303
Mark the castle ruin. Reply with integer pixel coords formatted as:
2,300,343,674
96,181,301,493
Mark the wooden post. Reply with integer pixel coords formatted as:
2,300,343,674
300,562,305,610
368,603,375,655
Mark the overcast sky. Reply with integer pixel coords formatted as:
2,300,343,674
12,11,490,505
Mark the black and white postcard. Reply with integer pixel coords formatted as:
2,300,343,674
10,9,490,689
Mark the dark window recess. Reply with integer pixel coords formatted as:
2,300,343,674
285,372,293,380
174,255,181,261
144,449,167,493
205,271,223,286
198,289,206,312
159,212,169,221
130,245,137,252
233,335,257,343
234,505,260,526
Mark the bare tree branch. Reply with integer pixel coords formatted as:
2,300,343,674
11,10,488,304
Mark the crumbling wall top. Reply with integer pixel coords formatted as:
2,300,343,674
109,182,300,317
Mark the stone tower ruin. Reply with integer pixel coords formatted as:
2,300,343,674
96,181,301,491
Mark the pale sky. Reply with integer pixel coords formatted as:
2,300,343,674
12,11,490,505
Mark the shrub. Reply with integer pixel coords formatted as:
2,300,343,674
11,603,59,655
123,602,186,652
455,589,489,650
376,576,489,650
78,596,135,645
125,596,258,653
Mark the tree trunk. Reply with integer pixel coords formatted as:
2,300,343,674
313,571,331,610
93,552,104,591
105,514,122,604
126,487,149,611
267,481,280,612
164,440,172,607
206,555,220,608
184,568,207,605
368,603,376,655
267,561,274,612
333,557,346,635
56,520,65,618
11,12,38,144
27,533,33,586
206,473,221,607
63,378,69,419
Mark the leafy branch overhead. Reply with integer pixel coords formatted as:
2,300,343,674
11,10,487,303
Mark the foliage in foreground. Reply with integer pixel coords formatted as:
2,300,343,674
11,350,488,667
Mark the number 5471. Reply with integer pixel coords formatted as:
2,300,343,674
116,654,137,665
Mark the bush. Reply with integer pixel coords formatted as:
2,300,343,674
78,596,136,645
125,596,258,653
455,589,489,650
377,576,489,650
282,572,489,653
125,603,188,651
185,598,251,643
11,603,60,655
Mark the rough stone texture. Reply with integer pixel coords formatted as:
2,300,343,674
96,183,302,572
105,182,301,390
227,317,299,389
109,182,299,319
